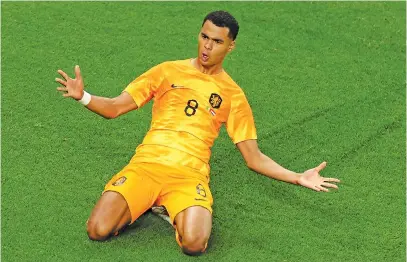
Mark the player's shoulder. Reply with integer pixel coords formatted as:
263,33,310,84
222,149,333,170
221,71,240,88
144,59,189,77
156,59,191,69
218,70,245,96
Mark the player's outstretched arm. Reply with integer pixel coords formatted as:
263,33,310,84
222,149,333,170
56,65,138,119
236,139,340,192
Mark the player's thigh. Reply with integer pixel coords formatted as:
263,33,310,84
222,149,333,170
159,178,213,241
158,178,213,224
87,190,131,238
175,205,212,242
103,165,162,223
88,165,161,234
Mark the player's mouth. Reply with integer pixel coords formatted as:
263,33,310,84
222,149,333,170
201,52,209,62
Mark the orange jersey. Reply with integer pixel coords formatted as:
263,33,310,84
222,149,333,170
124,59,257,176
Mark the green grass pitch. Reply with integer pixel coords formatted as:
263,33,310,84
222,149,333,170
1,2,405,261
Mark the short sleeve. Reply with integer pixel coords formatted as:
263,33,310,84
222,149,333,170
123,63,164,108
226,91,257,144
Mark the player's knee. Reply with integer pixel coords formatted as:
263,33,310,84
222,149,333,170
181,233,207,256
86,219,111,241
182,242,206,256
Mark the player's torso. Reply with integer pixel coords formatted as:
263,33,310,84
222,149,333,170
150,61,232,145
133,60,243,178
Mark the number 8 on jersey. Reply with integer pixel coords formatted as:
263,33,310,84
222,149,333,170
184,99,199,116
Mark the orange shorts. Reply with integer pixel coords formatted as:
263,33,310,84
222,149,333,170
103,162,213,224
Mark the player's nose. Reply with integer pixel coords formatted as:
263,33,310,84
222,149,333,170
204,40,213,50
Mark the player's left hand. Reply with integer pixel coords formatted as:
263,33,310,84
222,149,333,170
298,162,340,192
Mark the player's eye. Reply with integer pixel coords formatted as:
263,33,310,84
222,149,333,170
201,34,208,39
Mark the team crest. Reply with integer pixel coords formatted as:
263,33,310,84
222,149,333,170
209,93,222,109
196,184,207,197
112,176,127,186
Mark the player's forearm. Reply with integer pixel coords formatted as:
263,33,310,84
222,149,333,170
84,95,119,119
249,153,300,185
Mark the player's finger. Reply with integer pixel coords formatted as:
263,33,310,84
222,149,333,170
313,186,321,192
55,78,67,86
57,69,70,80
325,177,340,183
321,182,338,189
74,65,81,79
316,185,329,192
62,93,70,97
56,87,68,92
315,161,327,172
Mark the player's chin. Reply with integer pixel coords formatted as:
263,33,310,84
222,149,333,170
198,57,210,66
201,58,216,68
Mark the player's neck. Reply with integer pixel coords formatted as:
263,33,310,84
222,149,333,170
191,58,224,75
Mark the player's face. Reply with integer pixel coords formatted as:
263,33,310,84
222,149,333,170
198,20,235,67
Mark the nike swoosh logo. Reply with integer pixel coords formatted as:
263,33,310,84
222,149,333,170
171,84,184,88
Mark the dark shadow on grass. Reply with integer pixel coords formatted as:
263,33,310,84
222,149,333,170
100,210,174,242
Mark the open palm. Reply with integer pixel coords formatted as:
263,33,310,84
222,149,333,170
298,162,340,192
56,65,84,100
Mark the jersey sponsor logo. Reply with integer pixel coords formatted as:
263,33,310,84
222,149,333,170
194,198,208,202
196,184,207,197
209,93,222,109
112,176,127,186
171,84,184,88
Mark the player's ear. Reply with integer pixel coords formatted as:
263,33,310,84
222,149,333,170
228,40,235,52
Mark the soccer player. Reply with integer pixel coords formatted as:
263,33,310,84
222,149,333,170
55,11,340,256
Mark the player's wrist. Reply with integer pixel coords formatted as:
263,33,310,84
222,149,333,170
292,173,302,185
78,90,92,106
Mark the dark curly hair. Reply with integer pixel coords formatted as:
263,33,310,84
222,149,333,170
202,11,239,40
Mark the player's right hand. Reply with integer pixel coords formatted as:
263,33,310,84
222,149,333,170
56,65,84,100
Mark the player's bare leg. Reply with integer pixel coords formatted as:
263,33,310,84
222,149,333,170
174,206,212,256
86,191,131,241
